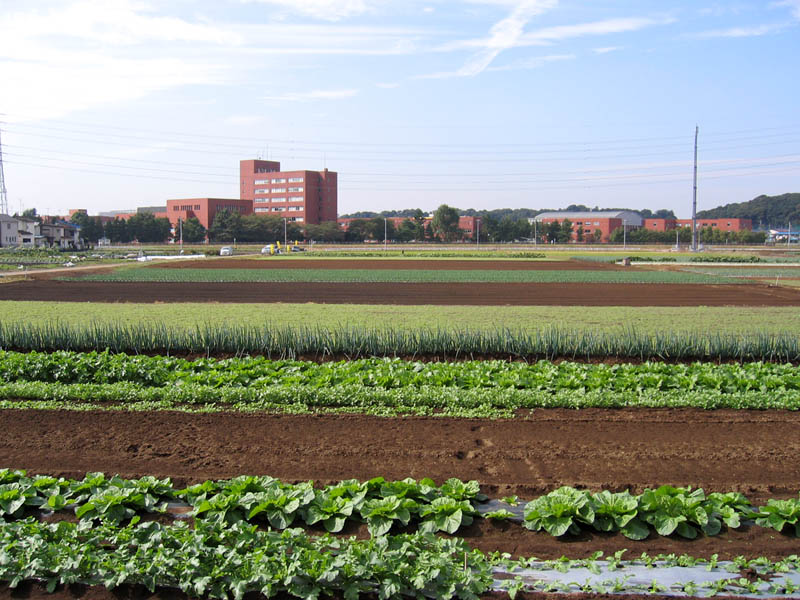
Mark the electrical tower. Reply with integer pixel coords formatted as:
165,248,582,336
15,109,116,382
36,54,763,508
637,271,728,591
0,126,8,215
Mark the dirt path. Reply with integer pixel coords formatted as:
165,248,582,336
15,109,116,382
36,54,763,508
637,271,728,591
2,280,799,305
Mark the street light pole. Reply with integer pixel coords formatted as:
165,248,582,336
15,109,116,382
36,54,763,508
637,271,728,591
476,219,480,246
283,217,287,248
623,220,627,249
384,217,387,251
179,218,183,252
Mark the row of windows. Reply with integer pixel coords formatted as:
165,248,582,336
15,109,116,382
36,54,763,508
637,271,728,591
574,221,601,226
254,196,304,203
253,177,304,184
288,177,303,183
288,186,303,192
173,204,201,211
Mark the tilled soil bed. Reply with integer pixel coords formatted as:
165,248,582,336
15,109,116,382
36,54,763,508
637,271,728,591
3,280,800,305
2,408,799,560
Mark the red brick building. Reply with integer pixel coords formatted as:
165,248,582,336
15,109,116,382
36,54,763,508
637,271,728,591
533,211,643,242
338,215,481,240
643,218,752,232
240,159,337,225
165,198,253,231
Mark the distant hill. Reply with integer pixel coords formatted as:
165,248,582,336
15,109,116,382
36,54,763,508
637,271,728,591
697,193,800,227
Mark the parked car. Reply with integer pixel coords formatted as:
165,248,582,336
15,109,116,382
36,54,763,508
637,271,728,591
219,246,233,256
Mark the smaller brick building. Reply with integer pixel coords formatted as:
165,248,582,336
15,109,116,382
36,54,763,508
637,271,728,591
643,218,752,232
165,198,253,231
533,211,643,242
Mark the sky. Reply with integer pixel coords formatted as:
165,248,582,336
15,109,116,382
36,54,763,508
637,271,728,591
0,0,799,219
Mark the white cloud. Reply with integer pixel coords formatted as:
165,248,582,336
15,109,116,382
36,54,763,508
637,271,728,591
261,88,359,101
593,46,622,54
692,23,787,38
771,0,800,20
421,0,558,78
486,53,574,72
518,16,675,45
241,0,375,21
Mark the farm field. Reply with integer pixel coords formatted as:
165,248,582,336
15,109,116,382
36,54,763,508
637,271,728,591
3,301,800,335
2,253,800,599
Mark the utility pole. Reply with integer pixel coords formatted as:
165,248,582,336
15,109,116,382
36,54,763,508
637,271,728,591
691,125,699,252
383,217,387,251
623,219,627,249
0,126,8,215
476,218,480,246
179,218,183,252
789,221,792,247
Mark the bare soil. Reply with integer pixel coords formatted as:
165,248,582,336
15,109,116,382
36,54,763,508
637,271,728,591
2,408,800,560
2,280,800,305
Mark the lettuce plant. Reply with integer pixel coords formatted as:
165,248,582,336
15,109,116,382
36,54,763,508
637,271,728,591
523,487,595,536
418,497,475,534
359,496,418,537
590,490,648,540
754,496,800,536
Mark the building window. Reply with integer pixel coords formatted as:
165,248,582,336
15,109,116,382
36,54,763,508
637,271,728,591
271,178,286,183
288,196,304,202
288,186,304,192
272,188,286,193
295,217,304,222
254,179,270,184
272,207,283,212
288,177,303,182
255,188,269,194
254,207,269,213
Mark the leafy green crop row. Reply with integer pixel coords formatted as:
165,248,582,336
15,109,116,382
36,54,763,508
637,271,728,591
4,382,800,418
0,469,484,536
72,266,735,284
0,518,490,600
2,350,798,393
522,486,800,539
4,470,799,539
3,322,799,362
4,515,800,600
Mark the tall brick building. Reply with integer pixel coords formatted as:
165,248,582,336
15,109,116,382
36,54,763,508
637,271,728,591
240,159,337,225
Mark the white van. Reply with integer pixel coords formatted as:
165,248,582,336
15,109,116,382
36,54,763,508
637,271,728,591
219,246,234,256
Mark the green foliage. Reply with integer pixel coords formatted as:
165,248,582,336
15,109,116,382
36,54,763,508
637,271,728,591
753,495,800,535
178,217,207,243
0,519,493,600
523,487,595,536
431,204,461,242
522,486,758,540
696,192,800,225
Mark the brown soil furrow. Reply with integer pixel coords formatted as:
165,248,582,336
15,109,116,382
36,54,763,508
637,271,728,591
2,280,800,305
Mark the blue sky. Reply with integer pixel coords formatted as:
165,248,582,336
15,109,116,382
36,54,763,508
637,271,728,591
0,0,798,219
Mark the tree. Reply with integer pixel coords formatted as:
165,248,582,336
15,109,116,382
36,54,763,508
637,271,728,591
208,209,244,242
395,219,418,242
179,217,207,243
305,221,345,242
431,204,460,242
576,225,584,242
127,213,171,243
69,211,104,243
344,219,370,242
21,208,41,223
105,218,132,243
558,219,573,243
